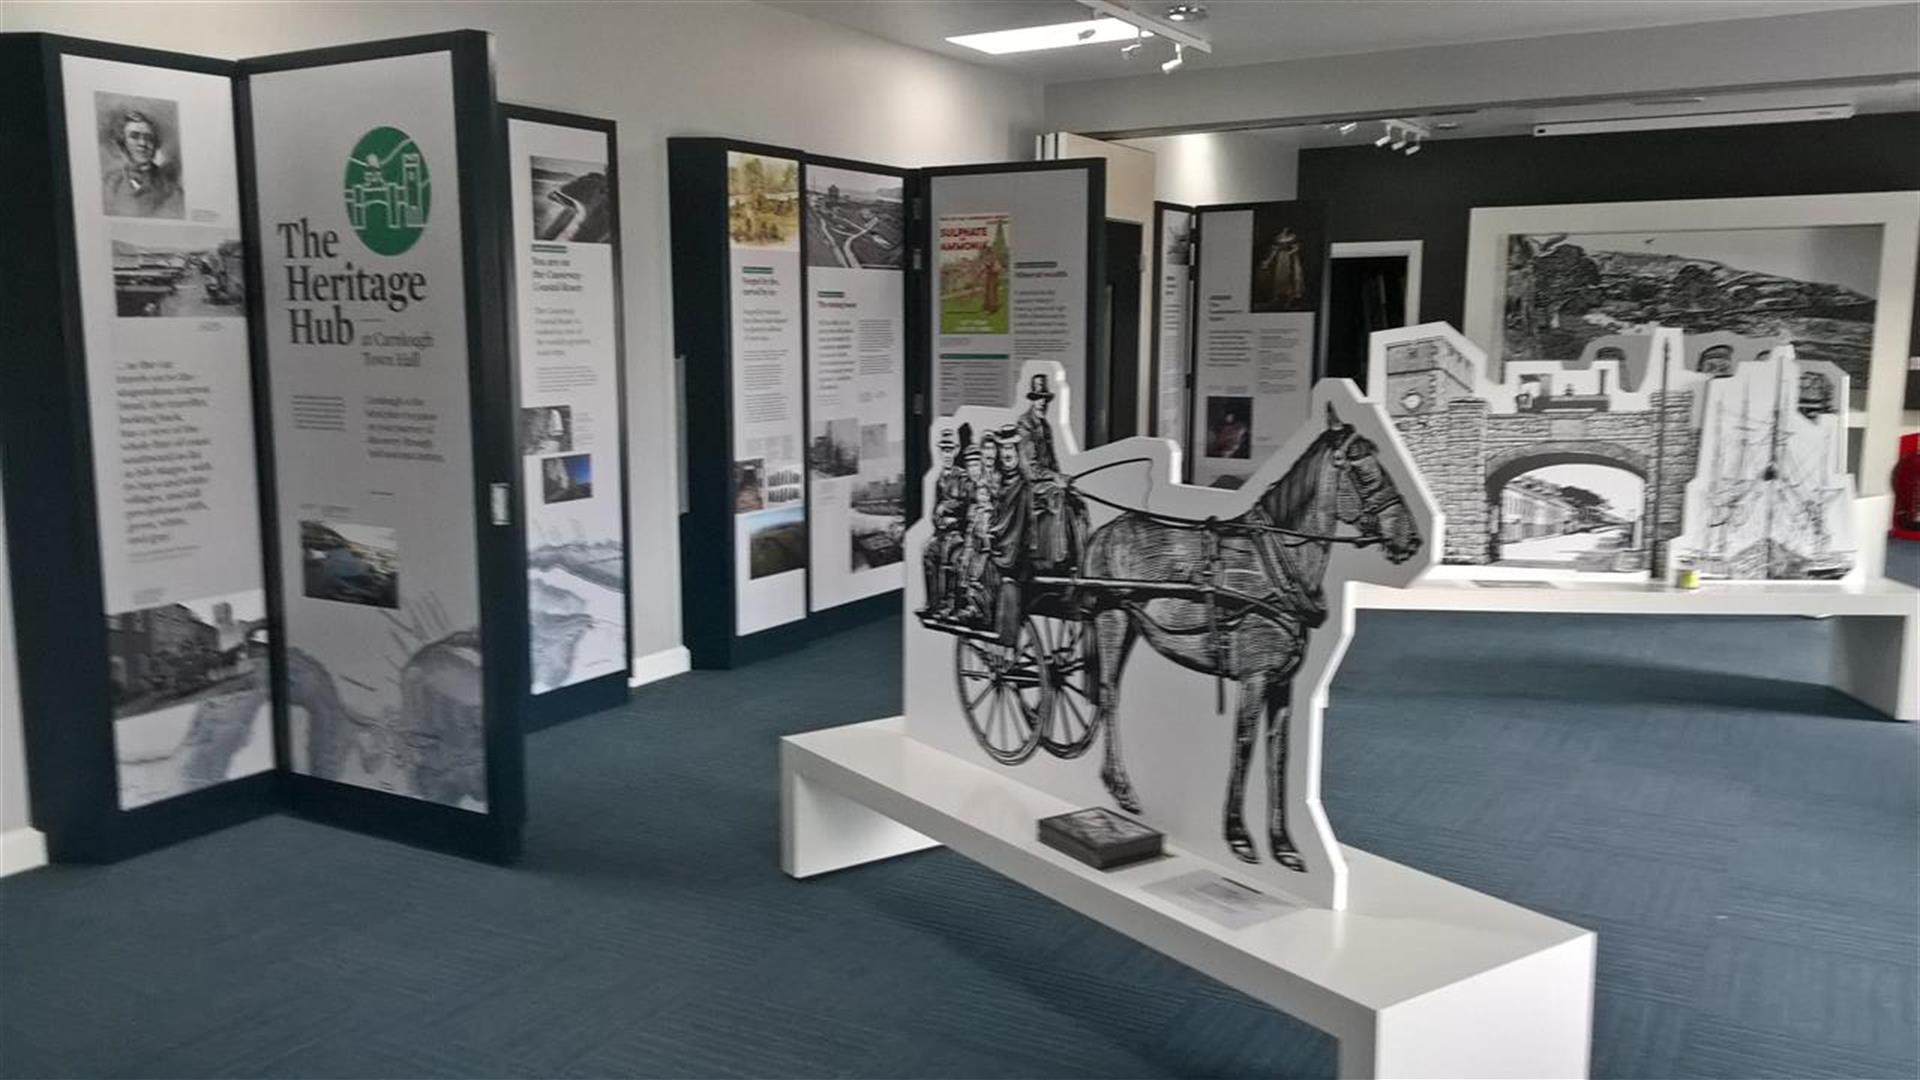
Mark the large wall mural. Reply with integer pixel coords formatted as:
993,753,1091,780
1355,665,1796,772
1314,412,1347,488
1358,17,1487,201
1369,322,1855,581
903,360,1439,909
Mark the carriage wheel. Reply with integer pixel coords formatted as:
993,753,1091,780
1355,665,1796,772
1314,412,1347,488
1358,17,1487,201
953,618,1047,765
1034,616,1100,758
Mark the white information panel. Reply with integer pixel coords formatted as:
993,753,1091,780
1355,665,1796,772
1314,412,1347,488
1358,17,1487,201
507,117,627,692
1190,207,1319,489
929,167,1092,440
61,55,272,809
1155,204,1194,447
251,50,489,810
727,150,807,634
804,164,907,611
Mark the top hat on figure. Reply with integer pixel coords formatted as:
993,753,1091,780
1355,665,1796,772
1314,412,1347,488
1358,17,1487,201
1027,374,1054,401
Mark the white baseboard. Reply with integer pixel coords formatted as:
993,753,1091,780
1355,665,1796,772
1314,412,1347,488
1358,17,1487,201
0,826,47,877
630,645,691,688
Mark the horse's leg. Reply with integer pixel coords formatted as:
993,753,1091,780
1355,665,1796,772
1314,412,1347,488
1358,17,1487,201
1222,671,1262,863
1265,679,1306,872
1092,607,1141,813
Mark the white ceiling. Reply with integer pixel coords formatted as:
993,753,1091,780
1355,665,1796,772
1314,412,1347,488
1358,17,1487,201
769,0,1915,85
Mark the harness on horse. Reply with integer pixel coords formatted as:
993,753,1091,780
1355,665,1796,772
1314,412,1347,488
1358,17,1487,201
1060,447,1397,712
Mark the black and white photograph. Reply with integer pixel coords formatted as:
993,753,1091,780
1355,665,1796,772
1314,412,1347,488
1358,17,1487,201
1502,226,1882,400
850,422,905,571
542,453,593,504
1248,203,1323,313
110,588,272,809
1161,211,1192,268
300,518,400,609
95,90,184,219
530,155,613,244
521,404,573,455
805,166,905,270
106,590,267,722
111,223,243,317
748,505,807,579
1204,395,1253,459
808,417,860,477
734,458,765,513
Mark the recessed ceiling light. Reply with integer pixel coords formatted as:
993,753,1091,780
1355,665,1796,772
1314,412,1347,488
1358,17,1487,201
947,18,1145,55
1166,3,1207,22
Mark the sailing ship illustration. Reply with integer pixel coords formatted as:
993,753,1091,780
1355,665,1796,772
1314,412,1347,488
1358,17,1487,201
1672,346,1855,580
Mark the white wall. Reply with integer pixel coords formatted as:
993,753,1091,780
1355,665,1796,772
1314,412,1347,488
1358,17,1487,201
2,0,1045,671
1121,132,1299,206
0,0,1042,851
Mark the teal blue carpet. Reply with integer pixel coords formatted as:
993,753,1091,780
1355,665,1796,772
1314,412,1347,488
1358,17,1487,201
1,612,1914,1078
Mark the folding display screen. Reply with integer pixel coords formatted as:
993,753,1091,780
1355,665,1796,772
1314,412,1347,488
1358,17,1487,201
921,161,1106,448
1,30,531,863
504,106,632,728
669,138,913,669
1154,200,1330,489
1,35,277,860
242,32,525,858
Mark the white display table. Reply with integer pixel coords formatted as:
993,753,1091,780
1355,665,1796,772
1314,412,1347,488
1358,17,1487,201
1351,575,1920,721
783,718,1597,1080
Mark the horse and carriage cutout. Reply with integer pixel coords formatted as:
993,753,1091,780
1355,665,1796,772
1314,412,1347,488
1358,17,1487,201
903,361,1439,909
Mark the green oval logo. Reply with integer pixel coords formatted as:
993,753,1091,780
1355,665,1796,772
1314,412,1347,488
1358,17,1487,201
343,126,430,256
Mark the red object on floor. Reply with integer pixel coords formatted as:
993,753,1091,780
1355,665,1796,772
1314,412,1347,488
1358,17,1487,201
1894,432,1920,540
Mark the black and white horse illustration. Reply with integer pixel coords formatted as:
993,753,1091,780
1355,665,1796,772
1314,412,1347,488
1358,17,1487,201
1081,405,1421,869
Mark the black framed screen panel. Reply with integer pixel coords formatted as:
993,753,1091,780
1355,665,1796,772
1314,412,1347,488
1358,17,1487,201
1185,199,1330,489
800,154,912,616
918,160,1106,452
0,34,278,861
669,138,903,669
502,104,632,731
239,31,523,860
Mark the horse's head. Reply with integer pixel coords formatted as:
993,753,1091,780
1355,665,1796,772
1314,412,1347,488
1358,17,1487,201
1323,404,1420,564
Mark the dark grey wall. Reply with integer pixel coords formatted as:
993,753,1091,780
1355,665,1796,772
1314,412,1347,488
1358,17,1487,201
1297,113,1920,358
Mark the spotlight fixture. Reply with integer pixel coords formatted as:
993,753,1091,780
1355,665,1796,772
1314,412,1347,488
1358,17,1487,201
1370,118,1432,157
1161,42,1185,74
1165,3,1207,21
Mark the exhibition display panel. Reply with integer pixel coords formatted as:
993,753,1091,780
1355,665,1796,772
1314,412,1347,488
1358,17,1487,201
670,144,1103,668
504,105,633,728
243,32,524,858
1,35,277,860
1,30,550,862
670,138,914,668
1152,199,1331,489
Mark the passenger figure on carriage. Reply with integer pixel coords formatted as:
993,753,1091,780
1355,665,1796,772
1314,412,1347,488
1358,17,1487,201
923,424,971,617
1014,374,1089,575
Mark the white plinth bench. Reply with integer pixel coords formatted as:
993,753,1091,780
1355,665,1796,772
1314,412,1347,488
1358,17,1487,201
782,717,1597,1080
1351,575,1920,721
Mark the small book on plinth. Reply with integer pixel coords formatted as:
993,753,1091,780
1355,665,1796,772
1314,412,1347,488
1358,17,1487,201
1037,807,1163,870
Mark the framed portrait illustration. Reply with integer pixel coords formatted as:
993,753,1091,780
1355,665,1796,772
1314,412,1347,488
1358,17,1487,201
1463,192,1920,495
